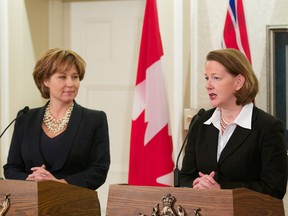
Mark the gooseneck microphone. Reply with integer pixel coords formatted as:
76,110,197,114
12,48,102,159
0,106,29,139
174,108,205,187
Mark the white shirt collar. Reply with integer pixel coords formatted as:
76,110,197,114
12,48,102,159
204,102,253,130
204,108,220,130
234,102,253,129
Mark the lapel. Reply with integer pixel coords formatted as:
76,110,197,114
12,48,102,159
218,126,251,165
52,102,82,171
29,105,46,166
199,109,219,167
217,106,258,166
205,125,219,165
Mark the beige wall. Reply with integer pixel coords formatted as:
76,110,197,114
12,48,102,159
193,0,288,113
0,0,49,170
0,0,287,213
9,0,49,107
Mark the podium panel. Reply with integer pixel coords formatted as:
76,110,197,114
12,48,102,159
106,184,284,216
0,180,100,216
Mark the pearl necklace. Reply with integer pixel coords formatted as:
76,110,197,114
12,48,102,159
220,110,230,132
43,103,74,133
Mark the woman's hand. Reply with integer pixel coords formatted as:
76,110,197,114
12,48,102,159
26,164,68,184
192,171,220,189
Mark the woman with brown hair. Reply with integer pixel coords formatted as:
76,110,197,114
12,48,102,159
180,48,287,199
4,48,110,190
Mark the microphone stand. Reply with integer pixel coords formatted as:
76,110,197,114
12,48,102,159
0,106,29,139
174,108,205,187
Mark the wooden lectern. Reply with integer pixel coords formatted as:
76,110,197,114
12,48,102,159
106,184,285,216
0,179,100,216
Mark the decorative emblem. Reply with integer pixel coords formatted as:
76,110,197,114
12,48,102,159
139,193,186,216
0,194,10,216
193,208,201,216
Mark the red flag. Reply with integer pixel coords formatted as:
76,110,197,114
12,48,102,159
222,0,251,63
128,0,174,186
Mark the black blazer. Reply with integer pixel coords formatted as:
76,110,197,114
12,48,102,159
3,101,110,190
180,106,287,199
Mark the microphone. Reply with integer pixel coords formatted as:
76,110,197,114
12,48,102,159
0,106,29,139
174,108,205,187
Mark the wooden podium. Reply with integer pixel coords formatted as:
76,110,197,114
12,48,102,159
106,184,285,216
0,179,100,216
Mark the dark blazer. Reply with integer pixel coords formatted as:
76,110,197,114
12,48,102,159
3,101,110,190
180,106,287,199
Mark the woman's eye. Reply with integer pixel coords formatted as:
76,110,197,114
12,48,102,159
59,76,66,79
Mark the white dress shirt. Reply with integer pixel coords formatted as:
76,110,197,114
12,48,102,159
204,103,253,161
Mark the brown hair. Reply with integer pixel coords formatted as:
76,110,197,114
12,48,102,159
206,48,259,105
33,48,86,99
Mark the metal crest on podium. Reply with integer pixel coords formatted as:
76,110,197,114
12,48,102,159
139,193,188,216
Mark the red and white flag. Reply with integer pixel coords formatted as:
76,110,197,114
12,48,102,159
222,0,251,63
128,0,174,186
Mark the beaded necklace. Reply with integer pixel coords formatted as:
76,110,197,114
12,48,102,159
43,102,74,133
220,109,230,132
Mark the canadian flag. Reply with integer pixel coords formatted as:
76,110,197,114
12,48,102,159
128,0,174,186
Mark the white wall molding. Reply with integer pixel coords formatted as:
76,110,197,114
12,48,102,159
0,0,10,175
